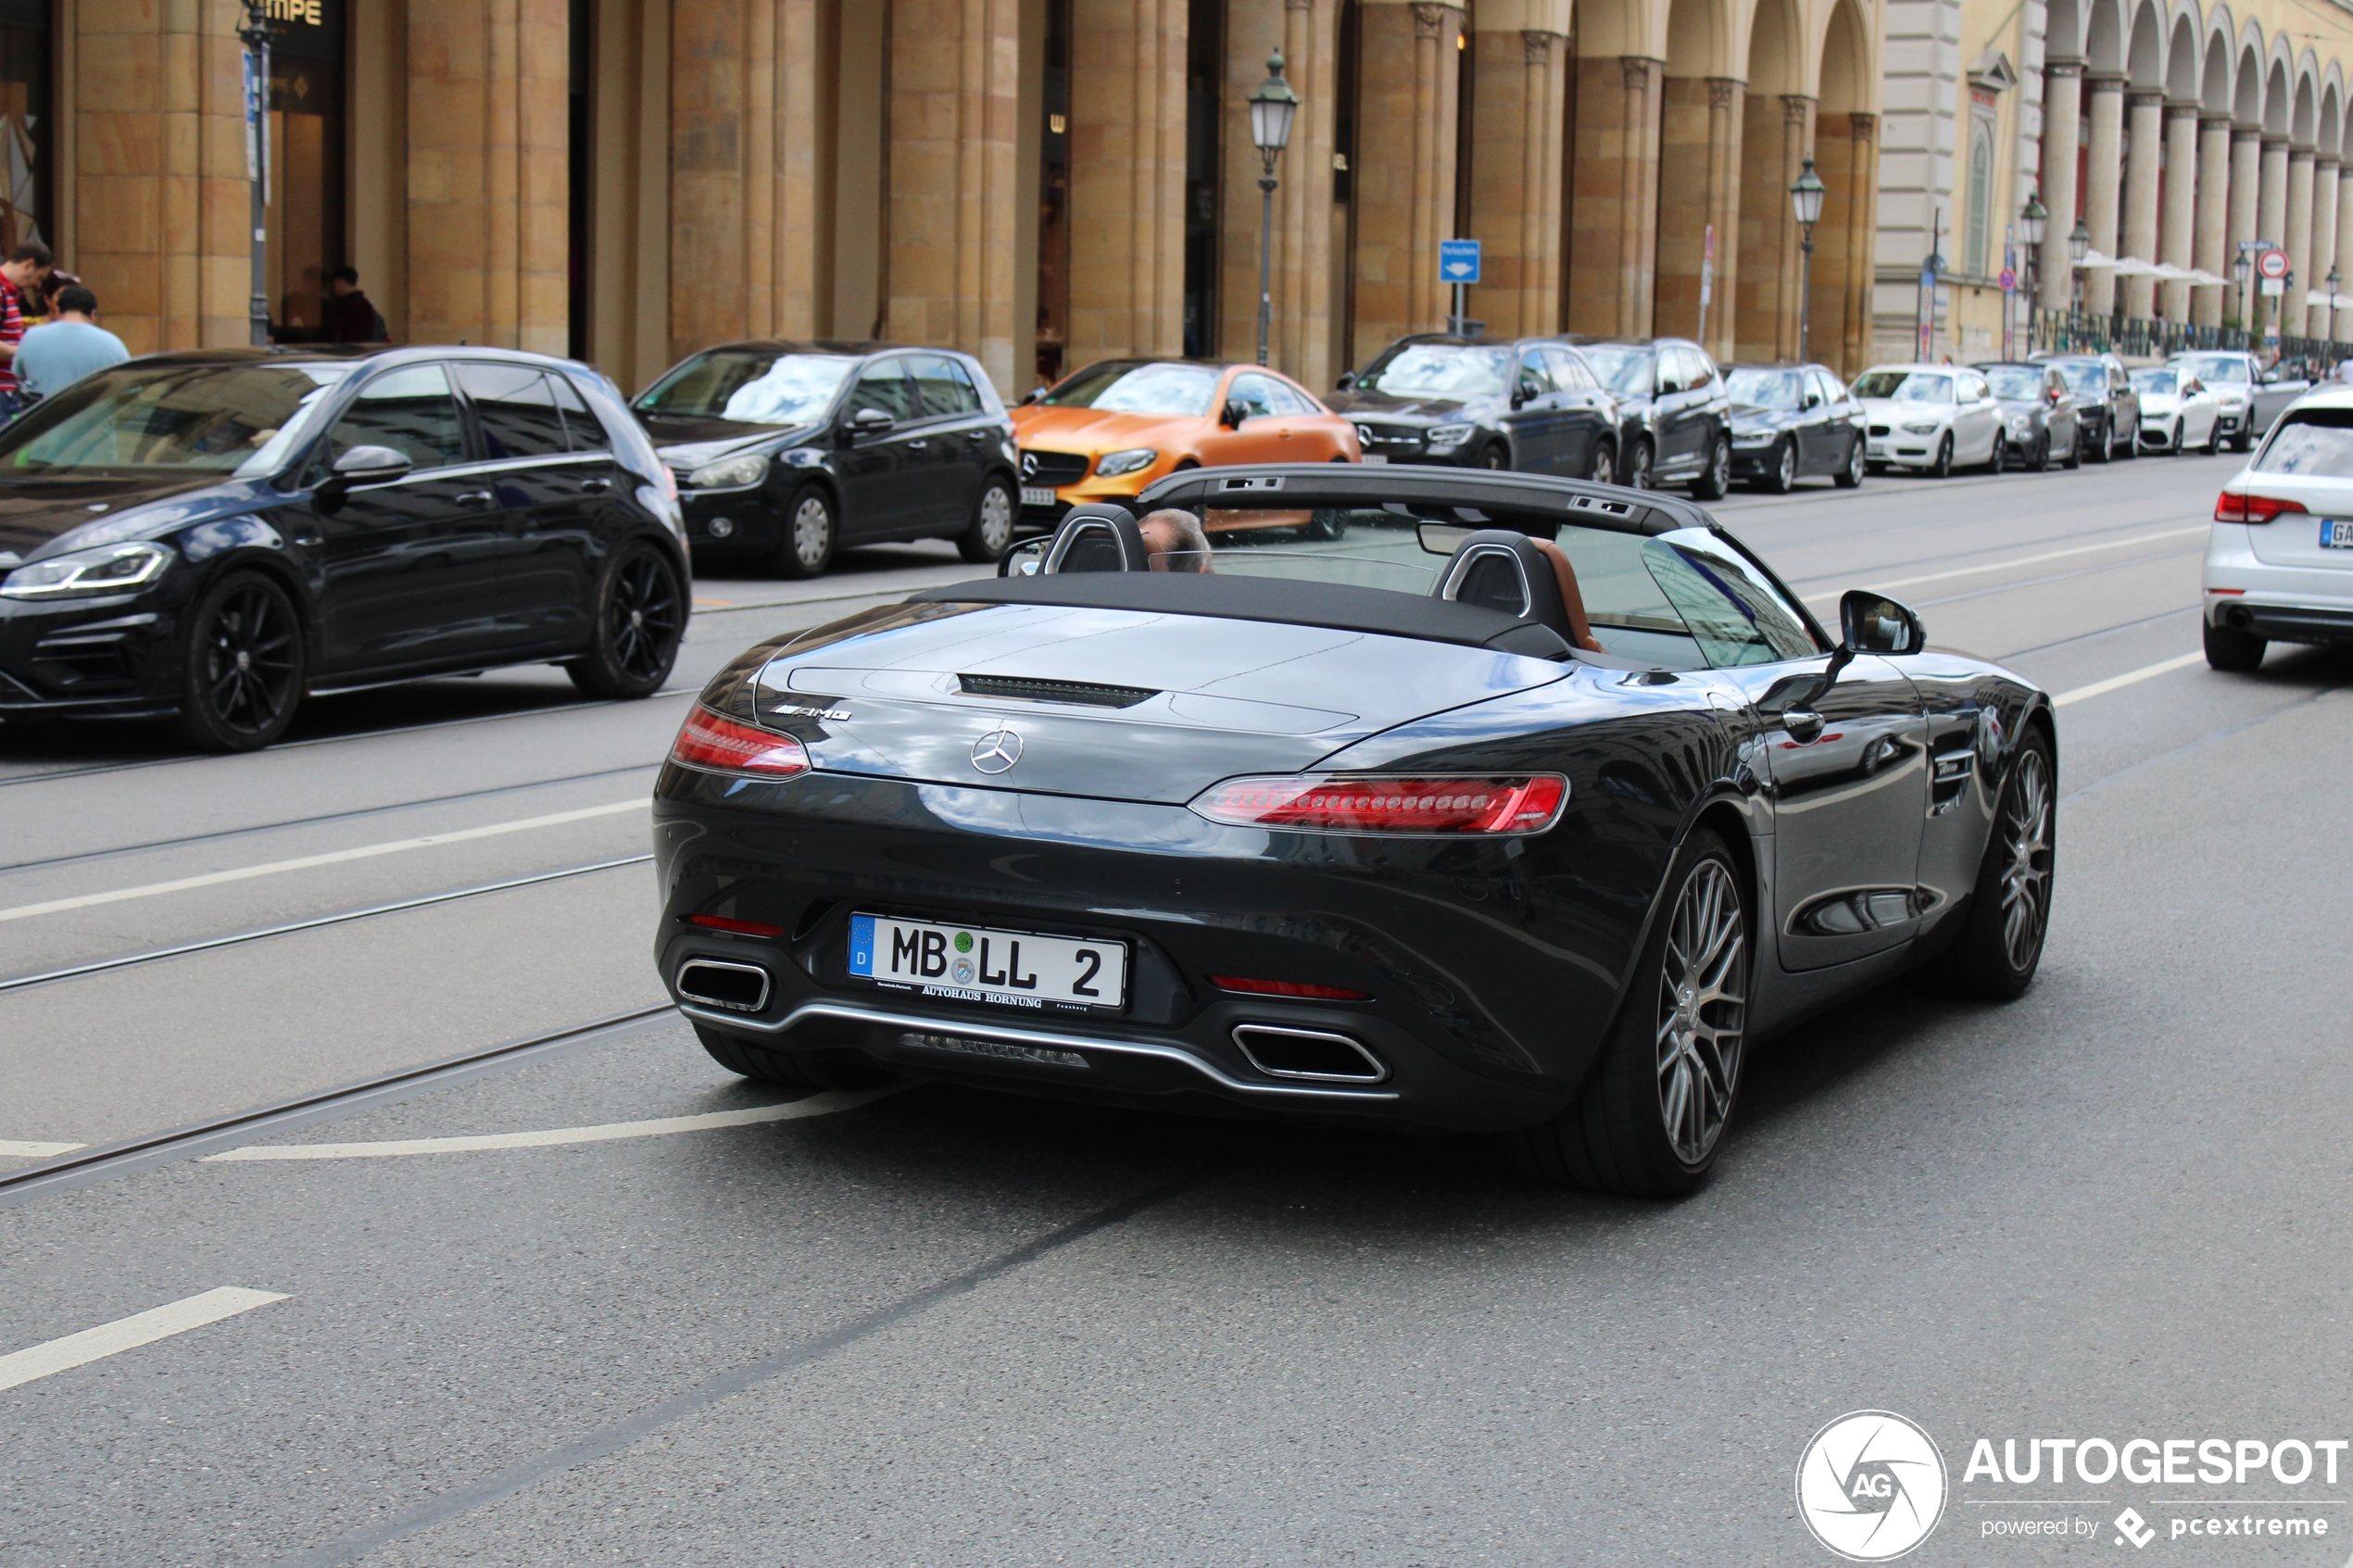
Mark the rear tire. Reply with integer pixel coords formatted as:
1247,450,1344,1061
1692,433,1732,500
2204,419,2222,456
1929,434,1954,479
2203,619,2268,671
1834,434,1864,487
694,1022,897,1090
957,477,1016,563
1504,828,1749,1198
173,571,306,753
567,542,686,699
770,483,837,579
1761,438,1795,494
1923,732,2054,1000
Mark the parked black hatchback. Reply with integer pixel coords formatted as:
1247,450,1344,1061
633,341,1020,578
0,346,689,752
1564,336,1733,497
1724,362,1867,491
1329,334,1620,481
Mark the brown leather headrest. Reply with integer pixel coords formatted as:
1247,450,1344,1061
1528,536,1604,653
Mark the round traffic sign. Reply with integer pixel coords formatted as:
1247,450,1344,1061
2259,247,2290,280
1998,268,2017,290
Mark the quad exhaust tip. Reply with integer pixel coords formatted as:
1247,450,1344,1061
1231,1024,1390,1085
675,959,772,1014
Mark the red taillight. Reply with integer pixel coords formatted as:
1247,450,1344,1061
2215,491,2307,523
688,914,786,936
1189,773,1569,835
1210,975,1372,1000
669,707,811,775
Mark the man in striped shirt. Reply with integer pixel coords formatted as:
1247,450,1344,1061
0,240,57,422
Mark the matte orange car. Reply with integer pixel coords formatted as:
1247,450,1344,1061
1011,358,1361,527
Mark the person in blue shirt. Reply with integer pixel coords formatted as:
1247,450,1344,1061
16,285,129,398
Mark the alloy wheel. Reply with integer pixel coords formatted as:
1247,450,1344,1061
1627,441,1654,489
608,551,684,684
975,483,1014,554
1773,442,1795,492
791,495,834,571
1999,747,2054,972
1589,445,1616,486
199,583,300,736
1655,857,1746,1166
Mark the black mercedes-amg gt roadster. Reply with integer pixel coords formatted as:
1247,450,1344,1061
651,466,2055,1195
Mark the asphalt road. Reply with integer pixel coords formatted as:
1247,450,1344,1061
5,458,2350,1566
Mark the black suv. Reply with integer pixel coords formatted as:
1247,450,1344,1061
635,341,1020,578
1563,336,1733,496
0,346,688,751
1329,334,1621,481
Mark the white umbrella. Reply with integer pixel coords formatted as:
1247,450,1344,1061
2186,269,2229,286
2076,249,2118,270
2108,255,2161,277
2152,262,2196,280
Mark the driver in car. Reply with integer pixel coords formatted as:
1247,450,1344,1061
1138,508,1214,572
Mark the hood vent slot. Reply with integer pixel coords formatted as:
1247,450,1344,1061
958,673,1160,709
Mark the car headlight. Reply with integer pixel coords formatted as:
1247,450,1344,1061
1418,423,1472,446
1094,447,1158,478
1901,420,1943,435
1732,429,1776,445
2009,415,2032,435
0,540,175,600
685,453,770,490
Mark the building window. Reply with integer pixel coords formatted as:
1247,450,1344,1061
266,0,347,341
0,0,49,257
1965,121,1994,279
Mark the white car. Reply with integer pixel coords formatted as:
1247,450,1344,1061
2130,367,2223,454
2203,384,2353,669
1853,364,2006,477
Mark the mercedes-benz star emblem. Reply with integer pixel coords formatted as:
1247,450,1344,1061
971,725,1024,774
1019,452,1038,480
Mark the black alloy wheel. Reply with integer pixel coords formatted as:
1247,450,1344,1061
1506,827,1749,1197
958,477,1016,563
567,542,686,700
1692,433,1732,500
2169,419,2184,455
1834,433,1865,487
771,483,837,579
1929,433,1954,479
1761,438,1796,494
2202,619,2267,671
1586,442,1617,486
2204,418,2223,456
1480,441,1511,470
1927,732,2055,999
1625,438,1655,489
174,571,305,753
2088,416,2112,463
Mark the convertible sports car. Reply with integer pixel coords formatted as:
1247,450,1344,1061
652,467,2056,1196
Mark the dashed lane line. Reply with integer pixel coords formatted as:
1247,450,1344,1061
0,799,648,924
1797,524,2208,602
2054,651,2208,706
0,1286,287,1392
201,1087,902,1161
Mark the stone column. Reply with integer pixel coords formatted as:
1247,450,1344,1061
2310,160,2341,338
2285,147,2317,332
669,0,822,363
1220,0,1340,385
1466,3,1570,342
887,0,1020,392
1350,2,1463,350
1655,69,1735,351
1567,54,1665,338
2335,175,2353,341
1841,112,1877,375
2120,88,2162,319
2037,61,2082,311
2082,74,2124,314
2229,128,2261,324
407,0,572,352
1067,0,1187,362
2192,113,2231,327
2159,102,2197,320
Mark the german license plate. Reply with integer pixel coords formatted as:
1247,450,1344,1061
848,912,1127,1011
1020,485,1058,508
2322,519,2353,548
1868,442,1887,456
1360,453,1388,465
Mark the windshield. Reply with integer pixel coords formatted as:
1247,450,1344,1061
2254,409,2353,475
2131,370,2180,396
1579,345,1655,395
1041,361,1223,416
1362,343,1512,399
1982,366,2045,400
1724,369,1804,408
1852,370,1954,403
2049,361,2108,396
635,351,856,425
2175,354,2249,383
0,363,353,475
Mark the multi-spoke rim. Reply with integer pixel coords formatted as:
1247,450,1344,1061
200,583,299,735
1711,437,1730,491
1776,442,1795,489
608,551,683,683
975,484,1014,552
1848,438,1866,482
790,495,833,569
1655,857,1746,1167
1999,746,2053,972
1592,447,1615,486
1629,442,1653,489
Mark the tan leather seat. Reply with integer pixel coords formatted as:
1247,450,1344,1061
1528,536,1604,653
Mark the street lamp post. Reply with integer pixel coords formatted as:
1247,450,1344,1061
236,0,276,347
2328,263,2342,352
2233,249,2251,347
2069,218,2091,345
1247,52,1299,369
2019,189,2048,355
1789,156,1824,363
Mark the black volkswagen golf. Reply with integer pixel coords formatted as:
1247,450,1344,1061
0,346,689,751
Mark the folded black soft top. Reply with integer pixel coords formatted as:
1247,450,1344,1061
906,571,1572,657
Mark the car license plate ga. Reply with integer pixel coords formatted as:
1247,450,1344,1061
2322,519,2353,549
848,912,1126,1010
1020,485,1058,508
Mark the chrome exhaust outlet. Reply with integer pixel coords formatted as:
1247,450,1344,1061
1231,1024,1389,1085
675,959,772,1014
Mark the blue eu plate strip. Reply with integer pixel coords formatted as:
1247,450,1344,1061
849,914,875,976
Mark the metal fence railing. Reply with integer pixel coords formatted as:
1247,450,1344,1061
2026,307,2353,367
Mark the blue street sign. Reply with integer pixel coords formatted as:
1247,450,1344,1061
1440,239,1482,284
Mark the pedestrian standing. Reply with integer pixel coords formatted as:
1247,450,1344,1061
0,240,57,422
328,267,389,344
14,285,129,398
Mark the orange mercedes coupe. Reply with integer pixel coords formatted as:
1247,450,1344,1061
1011,358,1361,525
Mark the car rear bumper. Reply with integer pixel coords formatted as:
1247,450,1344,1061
2204,528,2353,642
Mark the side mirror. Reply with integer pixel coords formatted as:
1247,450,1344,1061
1840,589,1925,656
1336,371,1358,392
1220,399,1249,428
1804,392,1823,409
848,407,895,438
1510,387,1529,410
327,445,412,487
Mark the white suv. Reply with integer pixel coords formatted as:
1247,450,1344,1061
2204,383,2353,669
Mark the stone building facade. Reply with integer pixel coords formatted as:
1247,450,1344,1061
25,0,1888,397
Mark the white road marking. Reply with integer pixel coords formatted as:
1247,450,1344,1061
0,1286,288,1392
2054,651,2208,706
200,1087,902,1162
1800,525,2209,602
0,799,648,924
0,1139,85,1158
